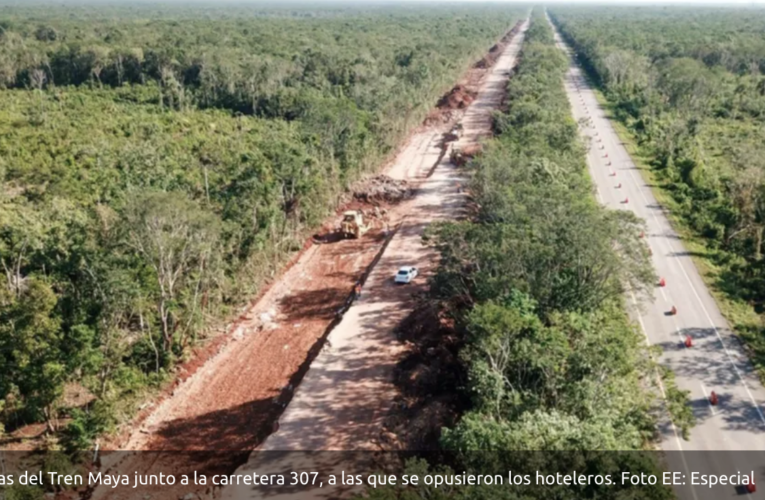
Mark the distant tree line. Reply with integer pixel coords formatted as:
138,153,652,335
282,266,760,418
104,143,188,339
0,5,514,119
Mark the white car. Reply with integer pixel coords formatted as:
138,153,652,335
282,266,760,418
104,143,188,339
394,266,418,284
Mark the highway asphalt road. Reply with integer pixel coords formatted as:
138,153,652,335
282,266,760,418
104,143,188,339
549,12,765,500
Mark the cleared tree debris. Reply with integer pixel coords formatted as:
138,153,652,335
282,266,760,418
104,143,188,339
353,175,413,203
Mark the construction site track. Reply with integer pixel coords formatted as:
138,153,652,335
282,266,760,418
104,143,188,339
87,19,527,500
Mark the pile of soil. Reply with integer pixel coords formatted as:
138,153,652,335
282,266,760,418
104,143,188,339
437,84,476,110
504,20,524,42
422,20,524,128
474,20,524,70
442,131,460,144
474,44,501,69
353,175,413,203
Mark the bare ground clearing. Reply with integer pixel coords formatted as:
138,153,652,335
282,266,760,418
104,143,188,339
87,19,527,500
221,17,528,500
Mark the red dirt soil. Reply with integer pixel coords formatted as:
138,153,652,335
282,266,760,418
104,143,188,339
75,19,527,500
437,84,476,110
110,18,524,455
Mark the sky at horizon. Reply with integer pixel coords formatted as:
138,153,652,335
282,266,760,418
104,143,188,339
4,0,765,4
3,0,765,8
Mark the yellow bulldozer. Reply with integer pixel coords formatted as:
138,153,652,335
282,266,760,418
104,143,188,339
340,210,371,239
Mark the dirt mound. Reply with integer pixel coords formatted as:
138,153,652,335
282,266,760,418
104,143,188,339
437,84,475,110
421,21,523,128
503,20,524,43
474,43,505,69
441,125,462,145
473,57,491,69
474,21,524,70
353,175,413,203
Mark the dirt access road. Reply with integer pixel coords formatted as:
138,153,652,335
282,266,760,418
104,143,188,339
217,17,528,500
549,12,765,500
90,18,527,500
114,19,525,454
242,16,529,453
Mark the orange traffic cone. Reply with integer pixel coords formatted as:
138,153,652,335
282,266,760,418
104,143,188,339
709,391,718,406
669,305,677,315
604,153,609,158
658,277,666,287
747,476,756,493
616,183,622,189
623,197,629,204
606,161,612,166
610,171,616,177
684,335,693,348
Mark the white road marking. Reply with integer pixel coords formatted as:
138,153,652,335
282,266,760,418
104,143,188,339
556,18,703,491
630,291,699,500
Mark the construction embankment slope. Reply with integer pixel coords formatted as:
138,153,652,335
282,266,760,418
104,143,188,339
220,17,529,500
90,18,528,500
256,18,529,453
